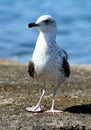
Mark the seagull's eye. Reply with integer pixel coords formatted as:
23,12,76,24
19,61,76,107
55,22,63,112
44,20,50,24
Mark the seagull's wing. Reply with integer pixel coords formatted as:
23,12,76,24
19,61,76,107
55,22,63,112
58,48,70,78
28,60,35,78
59,48,70,77
62,57,70,77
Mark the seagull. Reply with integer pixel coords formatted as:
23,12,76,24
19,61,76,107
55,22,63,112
26,15,70,113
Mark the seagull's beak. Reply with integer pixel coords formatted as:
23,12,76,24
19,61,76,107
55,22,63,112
28,23,39,28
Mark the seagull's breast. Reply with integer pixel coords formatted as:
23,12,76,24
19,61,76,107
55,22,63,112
32,49,65,84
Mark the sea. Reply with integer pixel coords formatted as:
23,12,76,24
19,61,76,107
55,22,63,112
0,0,91,64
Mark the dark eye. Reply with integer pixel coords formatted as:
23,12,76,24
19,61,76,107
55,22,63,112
44,20,50,24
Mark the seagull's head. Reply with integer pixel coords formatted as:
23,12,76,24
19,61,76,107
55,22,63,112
28,15,57,33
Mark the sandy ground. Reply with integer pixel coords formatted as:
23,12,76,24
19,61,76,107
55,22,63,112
0,59,91,130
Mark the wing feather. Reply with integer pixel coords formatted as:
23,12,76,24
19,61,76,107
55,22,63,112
62,57,70,77
28,60,35,78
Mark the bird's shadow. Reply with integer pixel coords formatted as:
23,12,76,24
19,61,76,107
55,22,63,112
64,104,91,114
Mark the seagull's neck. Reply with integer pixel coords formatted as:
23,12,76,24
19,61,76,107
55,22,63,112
32,30,57,66
35,31,56,52
42,31,56,47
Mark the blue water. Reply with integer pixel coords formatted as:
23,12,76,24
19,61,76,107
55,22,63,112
0,0,91,64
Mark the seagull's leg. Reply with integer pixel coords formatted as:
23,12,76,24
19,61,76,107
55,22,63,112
26,85,45,112
46,87,63,113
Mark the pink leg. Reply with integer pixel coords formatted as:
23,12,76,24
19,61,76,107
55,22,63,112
46,87,63,113
46,98,63,113
26,88,45,112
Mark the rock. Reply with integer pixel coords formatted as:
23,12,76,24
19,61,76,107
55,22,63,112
0,59,91,130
